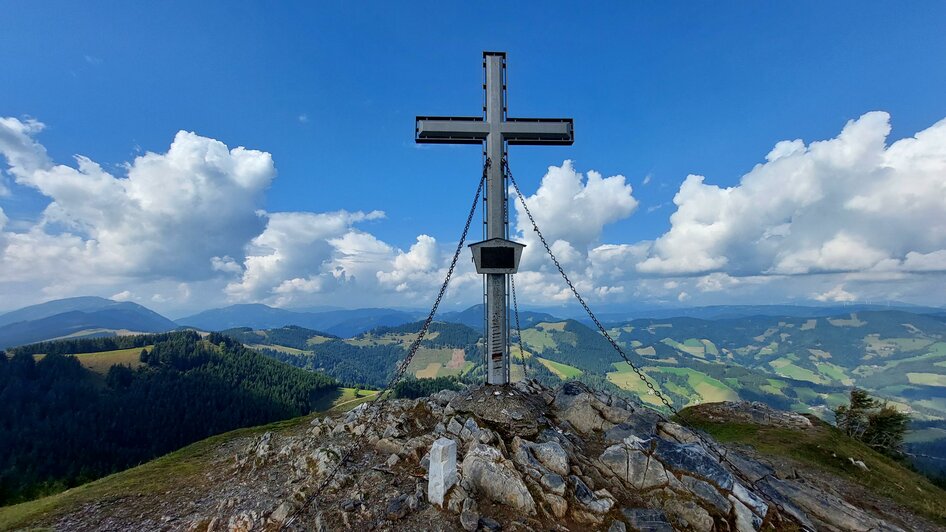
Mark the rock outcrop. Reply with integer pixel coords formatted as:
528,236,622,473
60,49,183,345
42,380,931,531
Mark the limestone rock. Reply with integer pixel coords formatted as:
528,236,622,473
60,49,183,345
428,437,458,507
652,440,734,490
762,476,905,532
462,443,536,514
621,508,673,532
540,473,566,495
543,492,568,518
600,443,668,490
552,382,616,433
531,441,569,476
680,475,731,514
661,498,713,532
729,495,761,532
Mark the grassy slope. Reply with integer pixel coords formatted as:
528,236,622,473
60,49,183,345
0,389,370,530
536,357,583,379
678,408,946,527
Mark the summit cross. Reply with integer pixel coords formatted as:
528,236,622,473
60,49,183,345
415,51,574,385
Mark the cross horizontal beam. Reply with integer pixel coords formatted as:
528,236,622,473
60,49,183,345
415,117,574,145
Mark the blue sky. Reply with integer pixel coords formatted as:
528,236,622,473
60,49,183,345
2,2,946,314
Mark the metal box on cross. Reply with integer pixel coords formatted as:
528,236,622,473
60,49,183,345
468,238,525,274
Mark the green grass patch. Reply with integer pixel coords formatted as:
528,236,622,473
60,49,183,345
520,328,556,353
661,338,705,357
248,343,306,355
769,357,829,384
700,339,719,356
536,357,583,379
907,373,946,387
310,387,380,413
815,362,853,385
828,313,866,327
69,346,150,374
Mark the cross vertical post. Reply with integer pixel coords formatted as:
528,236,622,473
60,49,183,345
416,51,573,385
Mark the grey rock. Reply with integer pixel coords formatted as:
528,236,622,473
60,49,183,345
386,494,411,521
571,475,613,514
479,516,502,531
761,476,904,532
680,475,731,514
652,440,734,490
540,473,566,495
599,443,668,490
543,492,568,518
608,520,627,532
464,417,480,433
269,501,292,524
732,482,768,518
662,498,714,532
552,382,615,433
656,421,699,444
729,495,761,532
725,450,775,484
461,444,536,514
621,508,673,532
695,401,812,429
532,441,569,476
460,510,479,531
447,417,463,435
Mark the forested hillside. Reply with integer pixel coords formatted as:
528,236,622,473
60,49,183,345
0,331,336,505
224,321,483,388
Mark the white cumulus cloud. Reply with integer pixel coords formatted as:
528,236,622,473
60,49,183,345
637,112,946,280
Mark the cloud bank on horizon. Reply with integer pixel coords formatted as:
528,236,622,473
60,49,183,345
1,111,945,313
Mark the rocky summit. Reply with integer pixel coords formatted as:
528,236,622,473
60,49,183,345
43,381,938,531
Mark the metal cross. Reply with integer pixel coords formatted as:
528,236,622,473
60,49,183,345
416,51,574,385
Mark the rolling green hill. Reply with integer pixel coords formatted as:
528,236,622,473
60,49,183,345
0,331,337,506
222,321,482,388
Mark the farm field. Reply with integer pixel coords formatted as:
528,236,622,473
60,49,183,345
26,347,152,374
535,357,583,379
406,347,470,379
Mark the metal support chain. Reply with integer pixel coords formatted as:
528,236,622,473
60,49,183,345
510,274,528,380
281,160,490,530
503,159,791,525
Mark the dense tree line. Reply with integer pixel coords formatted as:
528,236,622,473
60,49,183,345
0,332,336,505
367,321,482,349
8,332,179,356
259,340,405,388
221,326,336,351
393,376,461,399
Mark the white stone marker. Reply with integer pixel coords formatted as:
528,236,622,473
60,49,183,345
428,437,458,507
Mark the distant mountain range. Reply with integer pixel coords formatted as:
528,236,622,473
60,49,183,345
176,304,424,337
438,304,560,331
2,296,944,350
0,297,177,348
